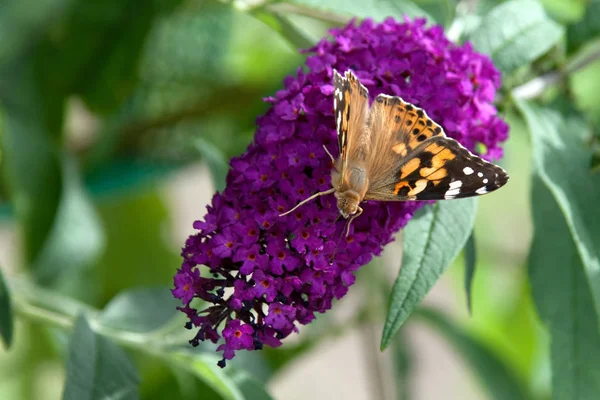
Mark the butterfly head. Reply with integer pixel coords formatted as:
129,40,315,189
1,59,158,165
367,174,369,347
334,190,361,219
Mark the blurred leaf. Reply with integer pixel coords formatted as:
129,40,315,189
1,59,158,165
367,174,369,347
194,138,229,193
99,286,179,333
529,176,600,399
37,0,183,115
0,267,13,349
0,68,63,268
540,0,586,24
64,315,140,400
464,232,477,315
391,329,412,400
95,188,180,303
568,45,600,121
251,10,316,49
381,198,477,349
284,0,435,23
567,0,600,52
33,155,105,285
516,100,600,318
90,2,237,164
171,353,274,400
140,2,233,85
413,0,456,27
468,0,564,73
0,0,71,65
416,308,529,400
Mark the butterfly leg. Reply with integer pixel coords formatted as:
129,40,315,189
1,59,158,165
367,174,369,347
323,144,336,164
345,205,363,236
279,188,336,217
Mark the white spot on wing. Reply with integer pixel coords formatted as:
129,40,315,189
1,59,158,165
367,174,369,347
477,172,483,177
483,178,488,184
444,188,460,199
463,167,474,175
449,180,462,189
475,187,487,194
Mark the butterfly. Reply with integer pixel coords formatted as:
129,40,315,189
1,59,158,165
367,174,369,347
280,69,509,230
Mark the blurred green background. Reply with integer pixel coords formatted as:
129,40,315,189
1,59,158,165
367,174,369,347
1,0,599,399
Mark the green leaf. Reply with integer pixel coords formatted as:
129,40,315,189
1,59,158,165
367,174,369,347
540,0,586,24
140,2,234,85
464,232,477,315
391,329,413,400
251,10,316,49
171,353,274,400
36,0,183,114
0,68,63,268
381,198,477,349
95,188,180,302
515,100,600,318
194,137,230,193
33,155,105,285
0,0,71,64
415,308,529,400
413,0,456,27
468,0,564,73
0,267,13,349
99,287,180,333
567,0,600,52
286,0,434,23
63,315,140,400
529,176,600,399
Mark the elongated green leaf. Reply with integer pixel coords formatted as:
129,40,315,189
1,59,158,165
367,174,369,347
391,329,413,400
194,138,230,193
251,10,316,49
464,232,477,315
567,0,600,52
0,267,13,348
171,353,274,400
140,2,233,85
35,0,183,114
416,308,529,400
285,0,434,23
468,0,564,73
515,100,600,318
96,189,180,300
412,0,456,27
63,315,140,400
0,68,63,269
99,287,179,333
381,198,477,349
32,155,105,285
0,0,71,65
529,176,600,400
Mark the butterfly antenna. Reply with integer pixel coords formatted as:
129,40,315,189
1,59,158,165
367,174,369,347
322,144,336,164
279,188,336,217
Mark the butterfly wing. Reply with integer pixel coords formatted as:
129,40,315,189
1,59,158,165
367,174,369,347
364,94,508,201
333,69,370,173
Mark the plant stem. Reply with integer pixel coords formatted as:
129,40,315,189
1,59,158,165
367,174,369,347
264,3,350,24
9,277,169,356
511,46,600,100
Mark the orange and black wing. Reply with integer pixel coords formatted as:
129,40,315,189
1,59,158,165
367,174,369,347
333,69,370,172
364,94,508,201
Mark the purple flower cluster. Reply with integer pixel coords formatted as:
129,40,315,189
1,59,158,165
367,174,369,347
172,17,508,367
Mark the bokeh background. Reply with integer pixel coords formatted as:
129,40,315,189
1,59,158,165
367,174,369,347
1,0,599,399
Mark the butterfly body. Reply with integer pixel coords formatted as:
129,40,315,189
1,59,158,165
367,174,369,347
331,162,368,218
280,69,509,227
